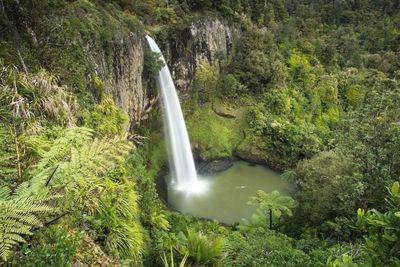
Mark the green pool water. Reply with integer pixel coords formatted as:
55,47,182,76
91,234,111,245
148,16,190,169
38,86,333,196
166,161,293,224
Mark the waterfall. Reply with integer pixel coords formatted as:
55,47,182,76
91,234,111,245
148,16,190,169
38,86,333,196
146,35,207,195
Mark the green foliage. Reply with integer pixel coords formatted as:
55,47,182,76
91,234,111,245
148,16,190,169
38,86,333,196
294,150,363,226
16,224,81,267
192,59,218,104
161,248,189,267
244,60,341,167
0,62,80,186
87,175,144,261
0,125,18,186
0,64,79,127
1,124,143,263
0,185,57,261
83,93,128,136
244,190,296,230
218,73,246,98
327,254,358,267
143,210,226,267
109,0,184,24
127,142,165,224
2,0,400,265
181,229,224,266
231,27,285,93
187,104,244,160
356,182,400,266
287,50,317,87
144,51,165,78
222,229,314,266
246,103,325,167
28,127,144,261
151,212,171,232
335,74,400,208
345,85,363,107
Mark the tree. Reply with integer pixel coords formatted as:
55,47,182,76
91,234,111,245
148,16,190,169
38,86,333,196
248,190,296,229
231,27,285,93
356,181,400,266
295,150,363,226
335,73,400,209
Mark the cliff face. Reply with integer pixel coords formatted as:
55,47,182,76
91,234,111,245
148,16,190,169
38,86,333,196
85,32,156,130
83,17,240,130
160,17,241,93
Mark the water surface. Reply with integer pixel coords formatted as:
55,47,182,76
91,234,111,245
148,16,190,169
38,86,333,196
166,161,293,224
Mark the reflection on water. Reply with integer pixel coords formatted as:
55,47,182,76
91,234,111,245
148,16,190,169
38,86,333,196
166,161,294,224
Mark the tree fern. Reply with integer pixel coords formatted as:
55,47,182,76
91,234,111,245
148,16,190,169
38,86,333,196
0,62,143,263
246,190,297,229
17,127,132,199
25,127,143,260
0,185,57,261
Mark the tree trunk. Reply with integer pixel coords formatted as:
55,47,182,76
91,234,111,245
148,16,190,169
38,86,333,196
269,209,272,229
0,0,29,74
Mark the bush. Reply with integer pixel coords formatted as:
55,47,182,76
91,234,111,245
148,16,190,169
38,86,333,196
144,51,165,78
15,225,82,267
222,228,314,266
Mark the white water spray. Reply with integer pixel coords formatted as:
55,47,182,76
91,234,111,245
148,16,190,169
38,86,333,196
146,35,207,195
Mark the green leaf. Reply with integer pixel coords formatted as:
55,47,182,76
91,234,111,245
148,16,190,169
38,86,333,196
391,182,399,195
382,234,397,242
357,208,365,216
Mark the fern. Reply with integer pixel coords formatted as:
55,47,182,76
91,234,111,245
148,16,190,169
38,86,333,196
92,176,143,260
161,248,189,267
15,127,94,196
182,229,225,266
25,127,143,260
0,126,17,186
0,185,57,261
0,62,142,263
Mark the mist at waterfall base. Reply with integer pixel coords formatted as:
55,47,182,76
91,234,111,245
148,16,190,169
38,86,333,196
146,35,208,195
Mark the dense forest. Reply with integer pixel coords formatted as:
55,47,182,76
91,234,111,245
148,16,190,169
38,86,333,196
0,0,399,266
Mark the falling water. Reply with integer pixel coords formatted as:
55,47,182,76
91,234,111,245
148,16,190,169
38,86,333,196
146,35,207,195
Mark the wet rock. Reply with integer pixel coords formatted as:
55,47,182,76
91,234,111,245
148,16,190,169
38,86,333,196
197,159,233,175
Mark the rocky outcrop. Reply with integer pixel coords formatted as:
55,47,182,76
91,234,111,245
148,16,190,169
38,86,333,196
160,17,241,93
84,32,156,130
197,159,233,175
83,17,240,131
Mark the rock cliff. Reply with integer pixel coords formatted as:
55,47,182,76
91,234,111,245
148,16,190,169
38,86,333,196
160,17,241,93
84,17,240,130
85,32,156,130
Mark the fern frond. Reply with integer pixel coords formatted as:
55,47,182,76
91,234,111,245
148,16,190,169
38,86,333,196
0,187,11,200
0,191,56,261
36,127,94,171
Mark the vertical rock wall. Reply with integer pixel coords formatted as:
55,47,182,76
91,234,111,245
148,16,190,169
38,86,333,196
84,17,240,130
160,17,241,93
